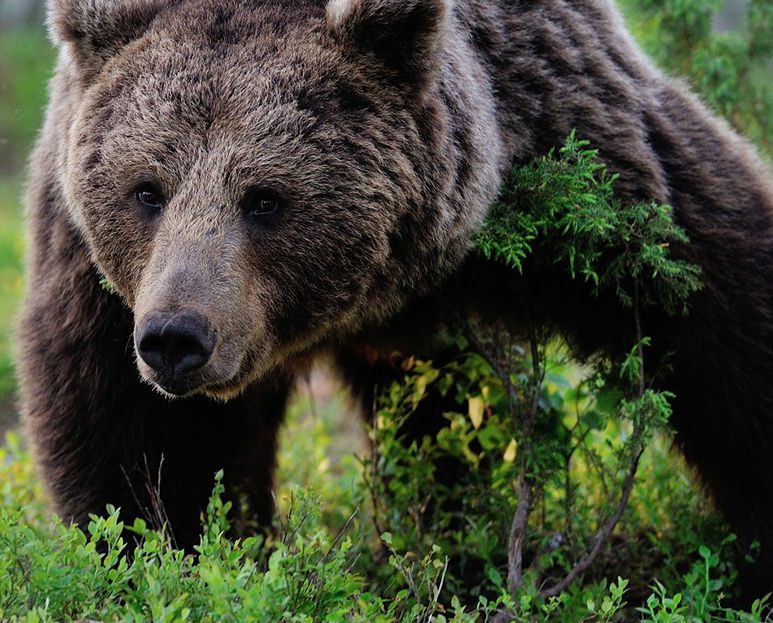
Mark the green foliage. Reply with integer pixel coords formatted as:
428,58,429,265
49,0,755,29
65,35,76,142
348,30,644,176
0,27,53,402
0,459,436,622
0,397,763,622
476,132,702,314
353,351,768,621
0,27,55,170
98,275,119,295
620,0,773,157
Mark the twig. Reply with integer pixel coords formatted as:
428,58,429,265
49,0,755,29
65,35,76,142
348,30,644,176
320,505,359,565
463,319,545,599
506,323,544,594
367,383,389,541
120,453,176,549
426,557,450,623
506,474,534,594
143,454,176,549
539,443,644,597
462,321,519,412
365,456,387,541
525,323,545,438
540,280,647,597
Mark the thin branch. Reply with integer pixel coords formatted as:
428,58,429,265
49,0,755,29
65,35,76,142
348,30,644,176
506,323,543,595
320,505,359,566
360,386,388,542
463,318,546,600
120,454,176,549
539,444,644,598
541,280,647,598
365,451,387,540
426,557,450,623
143,454,176,549
506,474,534,594
462,321,520,412
525,323,545,437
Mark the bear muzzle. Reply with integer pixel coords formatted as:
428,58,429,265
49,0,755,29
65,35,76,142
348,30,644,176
135,309,217,395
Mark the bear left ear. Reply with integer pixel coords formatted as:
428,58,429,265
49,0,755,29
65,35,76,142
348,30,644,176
327,0,449,95
49,0,169,82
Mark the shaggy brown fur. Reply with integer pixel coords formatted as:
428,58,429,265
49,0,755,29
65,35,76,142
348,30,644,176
20,0,773,598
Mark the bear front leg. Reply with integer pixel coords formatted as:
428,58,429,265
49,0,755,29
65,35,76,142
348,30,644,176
19,211,290,550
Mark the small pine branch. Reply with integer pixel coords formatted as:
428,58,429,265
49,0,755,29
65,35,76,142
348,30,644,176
475,131,702,315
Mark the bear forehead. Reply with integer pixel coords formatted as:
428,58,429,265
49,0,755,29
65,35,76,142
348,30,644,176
76,4,395,182
113,4,338,103
145,0,340,75
84,0,390,140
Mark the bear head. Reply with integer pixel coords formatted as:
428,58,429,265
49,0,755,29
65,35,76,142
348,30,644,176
51,0,503,399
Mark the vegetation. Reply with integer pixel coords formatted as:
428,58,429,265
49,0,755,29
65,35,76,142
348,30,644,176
0,25,54,406
618,0,773,157
0,0,771,620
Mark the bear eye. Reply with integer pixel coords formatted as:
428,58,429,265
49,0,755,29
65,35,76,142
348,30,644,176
133,183,165,211
243,187,283,220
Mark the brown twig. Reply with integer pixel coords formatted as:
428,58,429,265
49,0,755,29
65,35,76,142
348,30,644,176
539,443,644,598
464,292,651,602
506,474,534,594
360,385,388,542
634,279,646,396
120,453,176,549
320,505,359,566
525,323,544,438
462,321,519,412
505,323,544,594
540,279,648,597
464,320,543,598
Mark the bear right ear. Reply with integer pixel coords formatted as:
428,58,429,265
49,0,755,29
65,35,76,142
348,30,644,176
327,0,449,97
49,0,169,81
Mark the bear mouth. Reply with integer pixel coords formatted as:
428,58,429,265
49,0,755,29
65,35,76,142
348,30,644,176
143,374,208,399
137,344,262,402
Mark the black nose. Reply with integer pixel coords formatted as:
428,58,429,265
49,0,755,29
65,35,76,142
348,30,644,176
136,310,216,380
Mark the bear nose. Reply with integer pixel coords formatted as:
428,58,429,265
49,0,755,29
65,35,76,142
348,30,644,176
136,310,216,379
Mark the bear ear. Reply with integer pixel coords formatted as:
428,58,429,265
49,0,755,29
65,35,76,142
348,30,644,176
49,0,168,81
326,0,449,95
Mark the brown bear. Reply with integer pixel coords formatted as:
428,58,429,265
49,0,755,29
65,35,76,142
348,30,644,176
20,0,773,599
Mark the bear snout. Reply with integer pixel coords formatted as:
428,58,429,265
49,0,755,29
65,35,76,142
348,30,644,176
135,309,217,393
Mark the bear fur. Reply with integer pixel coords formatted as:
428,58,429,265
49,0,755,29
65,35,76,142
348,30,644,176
20,0,773,598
